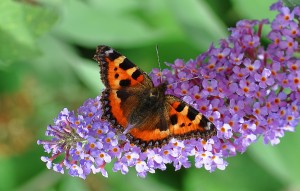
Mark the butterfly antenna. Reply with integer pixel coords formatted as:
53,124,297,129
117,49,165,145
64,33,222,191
156,45,163,83
168,76,201,86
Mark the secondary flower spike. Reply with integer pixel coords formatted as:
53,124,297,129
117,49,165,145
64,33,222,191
38,0,299,178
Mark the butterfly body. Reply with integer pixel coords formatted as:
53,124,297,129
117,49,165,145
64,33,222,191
94,45,217,150
127,83,167,127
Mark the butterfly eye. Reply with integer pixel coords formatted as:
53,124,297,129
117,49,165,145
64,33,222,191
149,89,159,98
150,91,158,97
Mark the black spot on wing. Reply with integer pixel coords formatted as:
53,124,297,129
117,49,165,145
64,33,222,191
175,103,185,112
107,51,121,61
187,106,198,121
208,122,216,129
132,69,142,80
119,79,131,87
119,58,135,70
170,114,178,125
95,46,120,62
199,115,210,128
116,90,130,101
98,46,111,54
114,73,119,79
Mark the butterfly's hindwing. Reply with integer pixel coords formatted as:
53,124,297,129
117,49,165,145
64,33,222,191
166,95,217,140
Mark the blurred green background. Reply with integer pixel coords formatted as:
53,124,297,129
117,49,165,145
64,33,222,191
1,0,300,191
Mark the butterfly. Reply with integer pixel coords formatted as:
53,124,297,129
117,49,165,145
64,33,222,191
93,45,217,150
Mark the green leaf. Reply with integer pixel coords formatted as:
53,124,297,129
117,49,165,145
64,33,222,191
22,3,58,37
0,0,58,65
168,0,228,49
71,59,104,93
0,62,24,93
107,169,179,191
183,153,284,191
15,171,63,191
231,0,278,38
54,0,181,48
33,35,102,94
0,157,16,191
232,0,278,20
248,128,300,186
31,36,78,87
283,0,300,7
60,177,88,191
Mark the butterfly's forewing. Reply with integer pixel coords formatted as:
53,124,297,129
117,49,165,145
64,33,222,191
94,45,152,89
94,45,153,131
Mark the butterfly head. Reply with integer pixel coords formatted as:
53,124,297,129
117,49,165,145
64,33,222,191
147,82,167,103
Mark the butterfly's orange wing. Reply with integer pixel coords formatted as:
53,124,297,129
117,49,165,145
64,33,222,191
94,46,153,89
166,95,216,140
126,95,216,150
94,45,153,131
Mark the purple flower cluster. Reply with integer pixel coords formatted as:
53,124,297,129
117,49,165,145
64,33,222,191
38,1,300,179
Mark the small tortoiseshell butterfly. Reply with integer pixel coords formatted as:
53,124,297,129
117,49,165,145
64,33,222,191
93,45,216,150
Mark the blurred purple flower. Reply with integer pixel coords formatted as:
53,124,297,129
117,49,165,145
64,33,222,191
38,0,299,179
